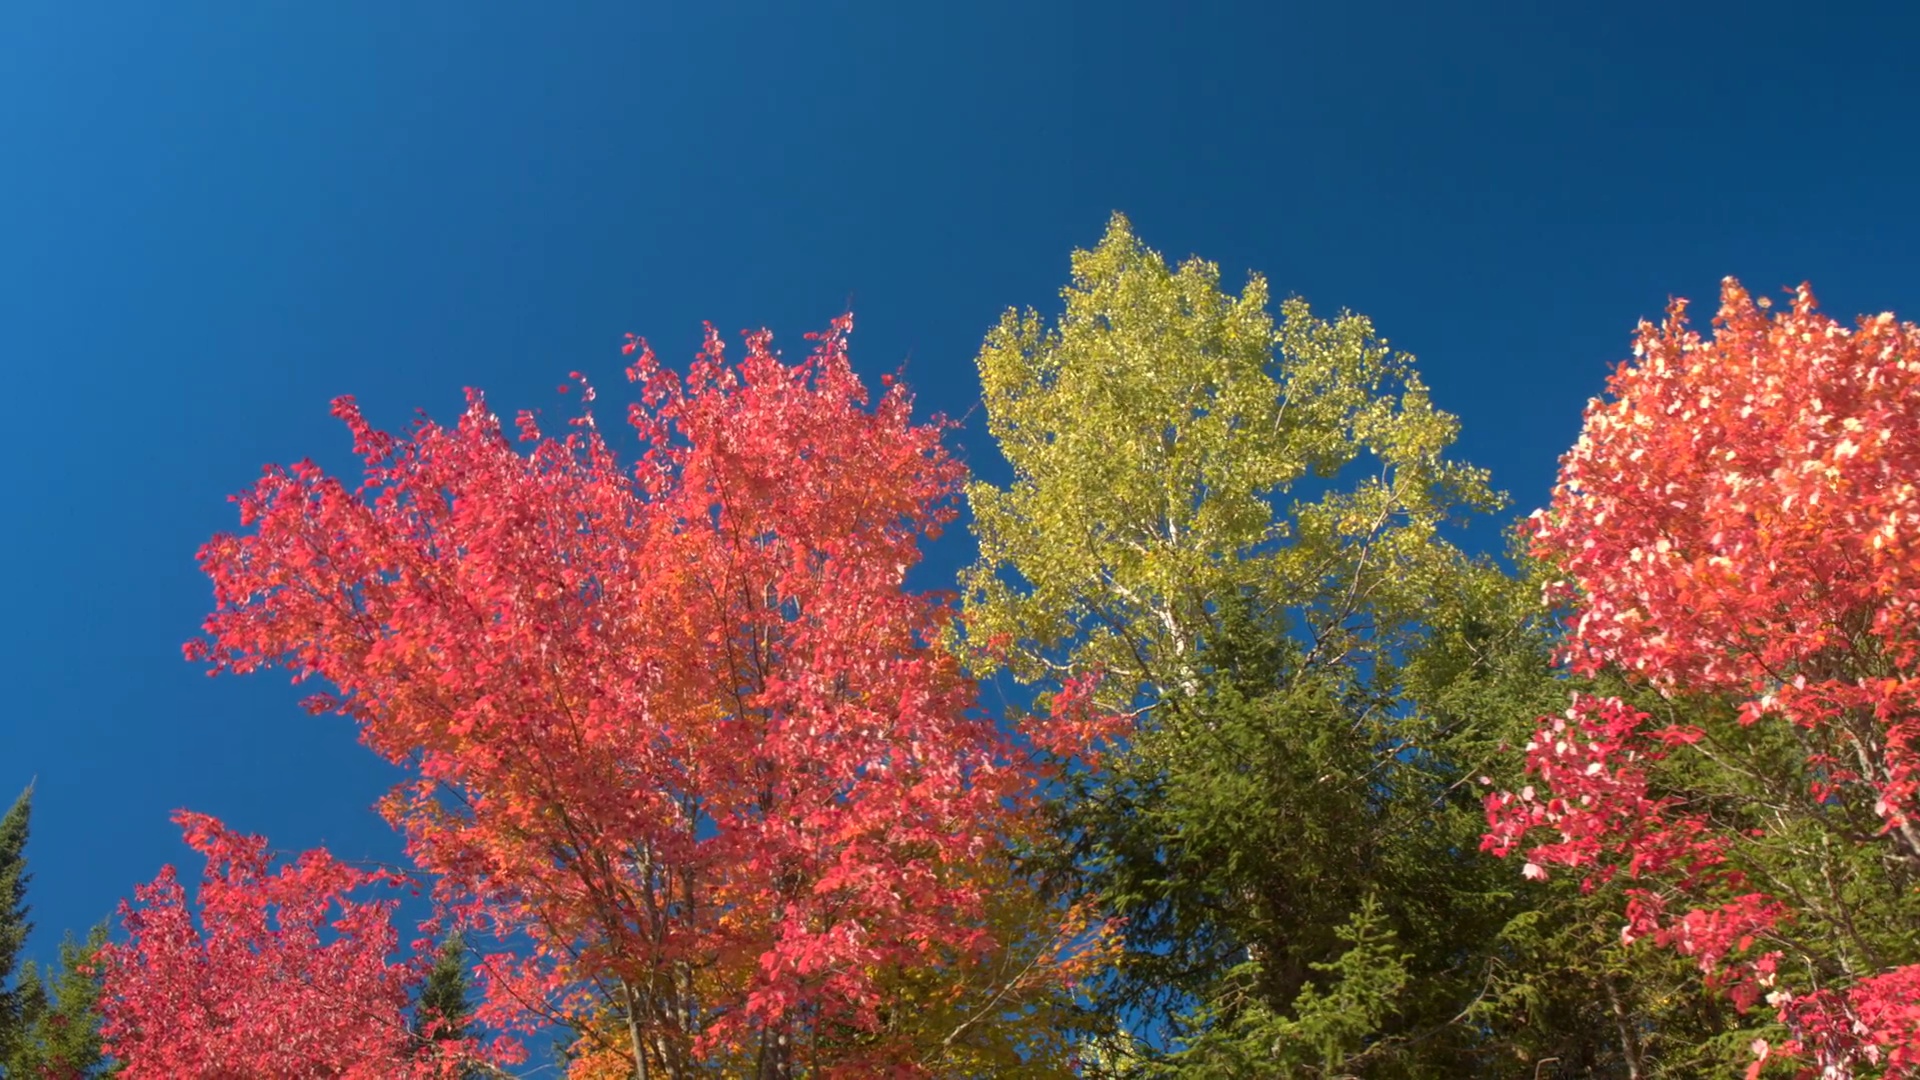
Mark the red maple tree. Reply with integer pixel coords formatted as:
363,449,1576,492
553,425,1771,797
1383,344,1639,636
185,318,1100,1077
96,812,472,1079
1487,279,1920,1075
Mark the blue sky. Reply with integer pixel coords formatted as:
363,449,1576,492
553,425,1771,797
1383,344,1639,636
2,0,1915,981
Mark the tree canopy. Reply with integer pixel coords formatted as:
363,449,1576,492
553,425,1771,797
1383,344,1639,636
46,220,1920,1078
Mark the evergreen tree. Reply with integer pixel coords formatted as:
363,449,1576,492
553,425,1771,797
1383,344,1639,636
0,787,33,1063
414,933,473,1053
5,925,114,1079
1400,544,1749,1076
963,218,1733,1075
0,789,114,1078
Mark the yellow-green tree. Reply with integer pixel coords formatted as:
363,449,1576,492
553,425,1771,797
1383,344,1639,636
961,216,1733,1076
965,214,1492,704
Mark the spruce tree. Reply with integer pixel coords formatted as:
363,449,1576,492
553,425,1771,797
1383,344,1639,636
0,787,33,1062
962,219,1736,1075
414,933,475,1075
5,925,113,1079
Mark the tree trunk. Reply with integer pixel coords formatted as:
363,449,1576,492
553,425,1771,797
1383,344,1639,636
1604,978,1644,1080
755,1023,794,1080
621,980,651,1080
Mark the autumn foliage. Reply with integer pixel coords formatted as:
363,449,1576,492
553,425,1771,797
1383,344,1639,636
95,812,464,1078
176,318,1102,1077
1488,279,1920,1074
85,218,1920,1077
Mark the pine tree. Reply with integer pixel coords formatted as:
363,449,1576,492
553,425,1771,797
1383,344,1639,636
962,217,1491,1069
0,786,33,1063
5,925,114,1079
413,933,473,1063
963,218,1735,1075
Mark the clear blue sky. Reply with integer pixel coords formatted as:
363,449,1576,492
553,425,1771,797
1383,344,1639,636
2,1,1915,970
